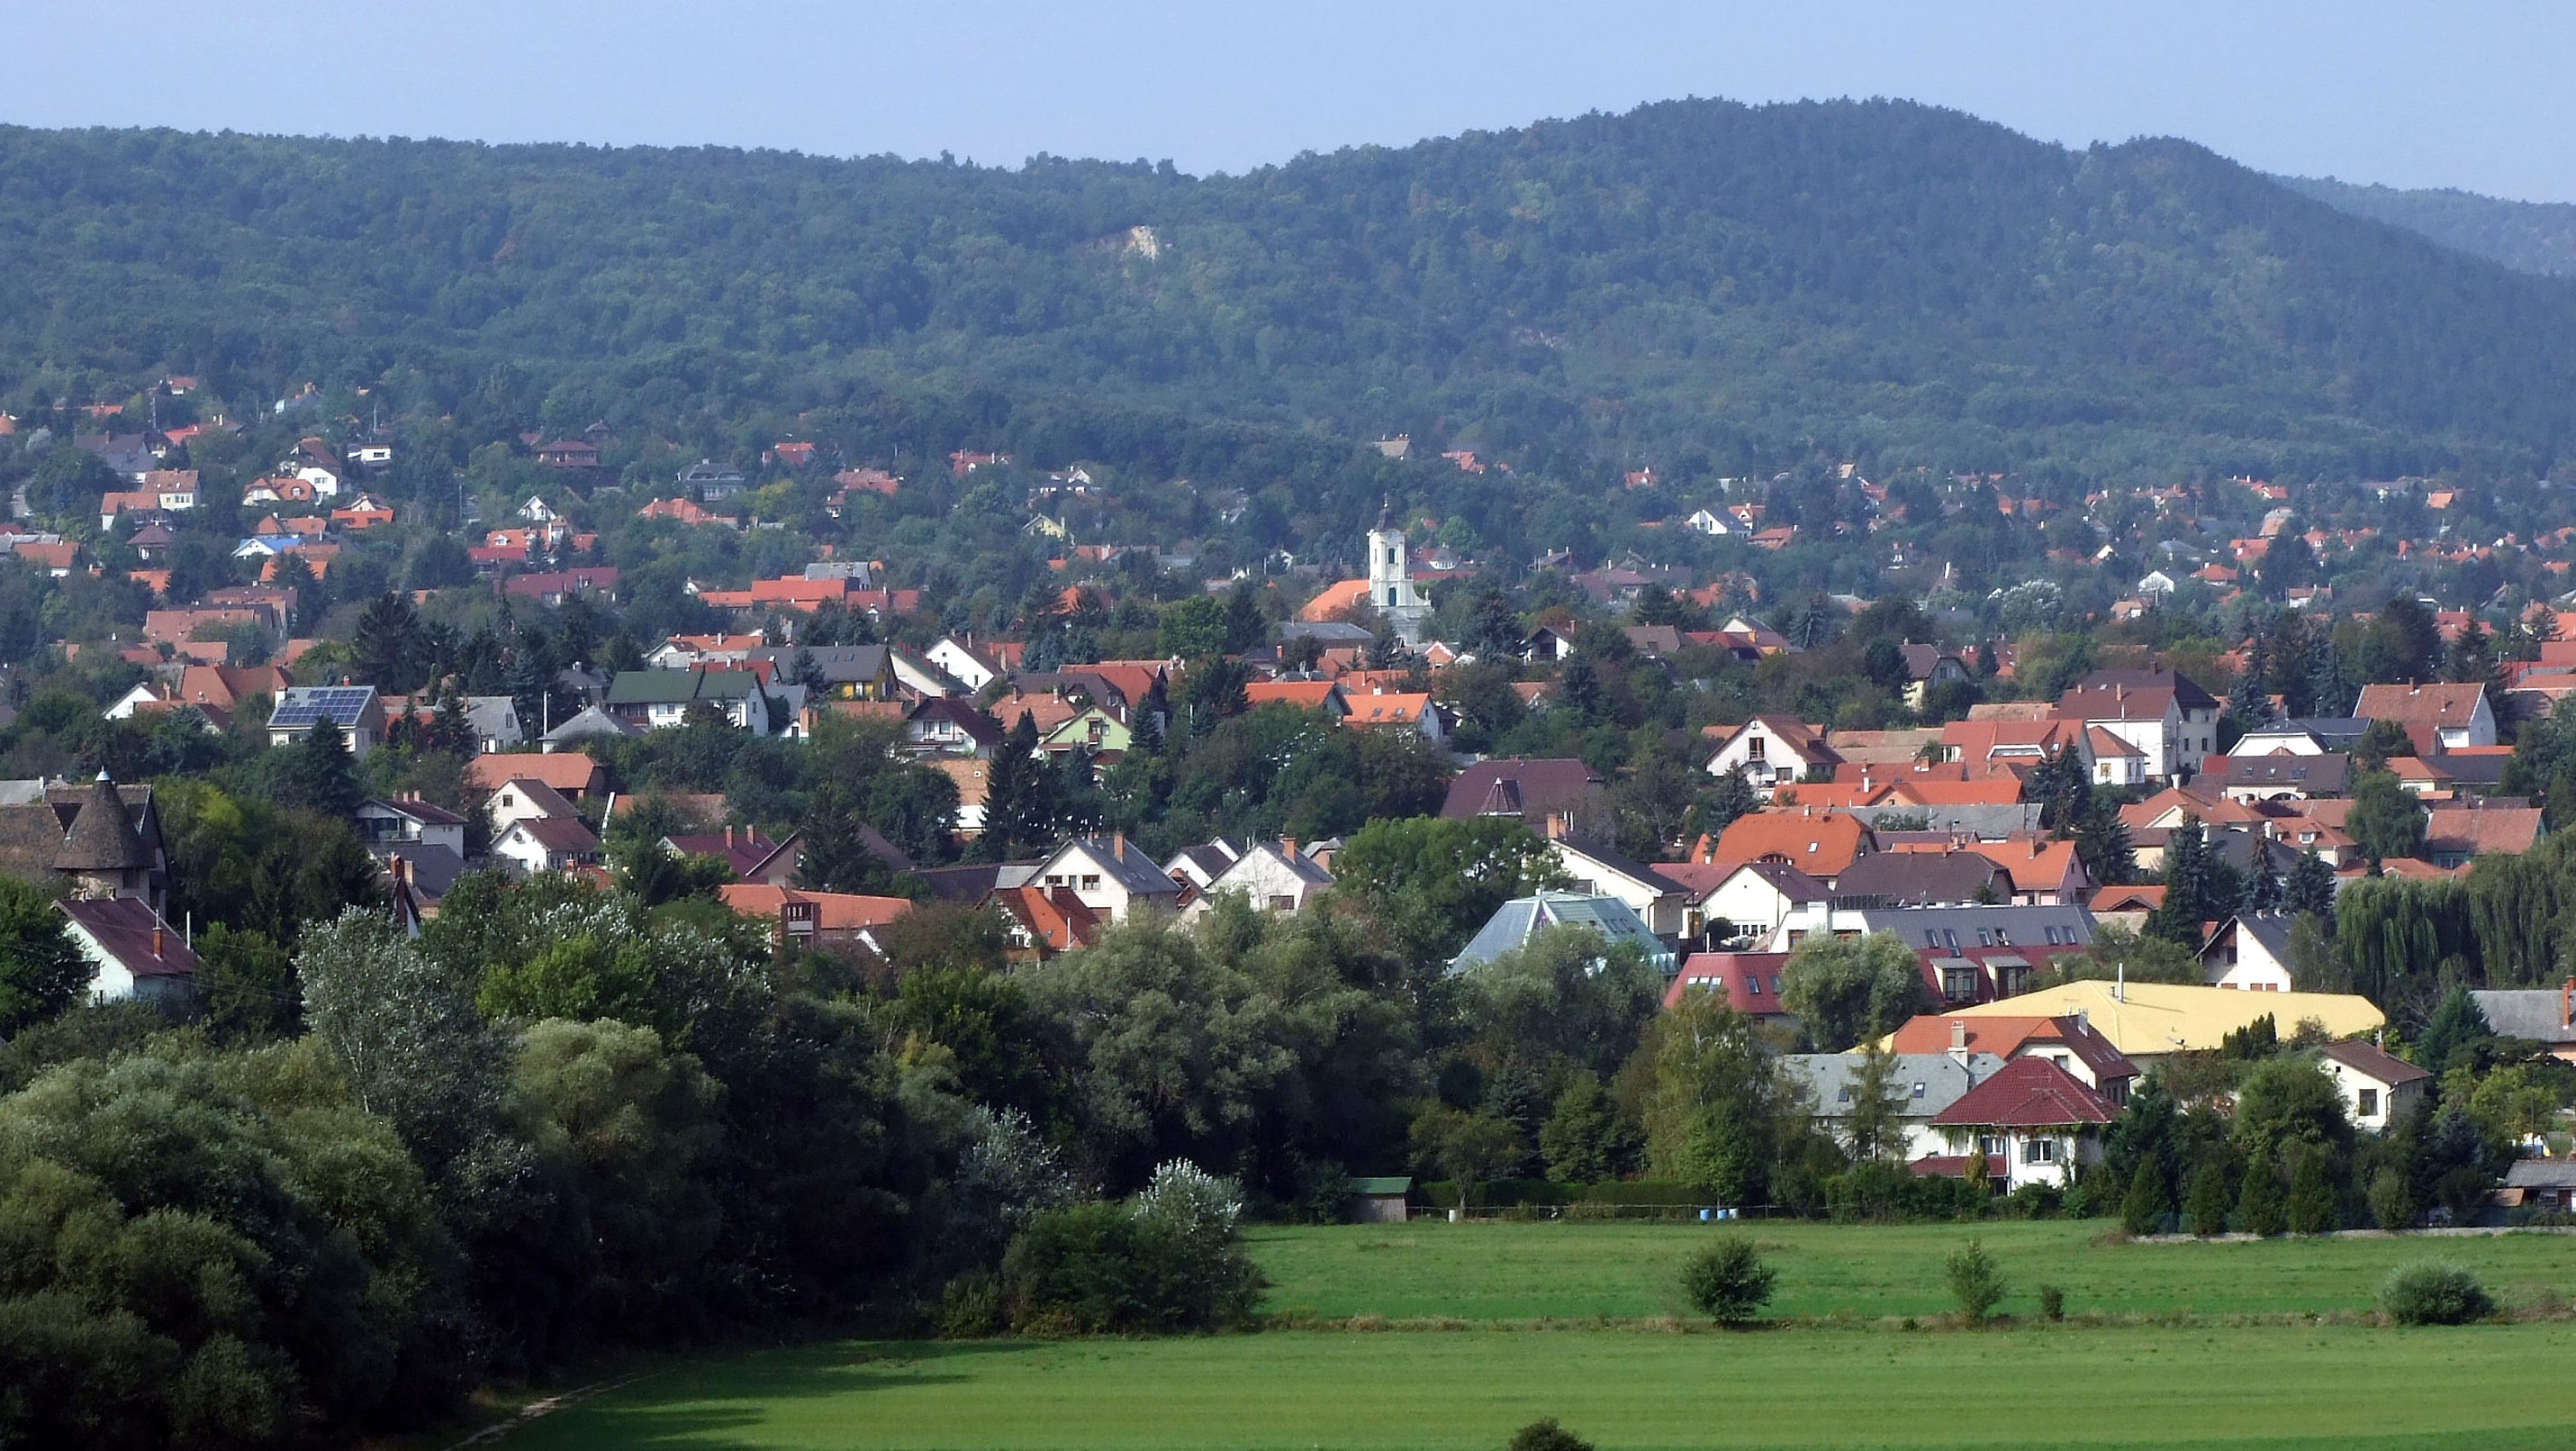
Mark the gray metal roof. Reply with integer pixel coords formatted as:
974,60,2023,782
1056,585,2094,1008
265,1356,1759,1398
1783,1051,2009,1121
2469,990,2576,1044
1848,903,2095,952
1450,891,1677,975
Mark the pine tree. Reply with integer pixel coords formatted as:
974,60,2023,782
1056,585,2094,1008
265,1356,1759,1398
2120,1155,2172,1236
2284,849,2336,921
352,590,425,692
2286,1147,2336,1234
2147,816,2212,945
2236,1156,2287,1237
2245,848,2284,913
2184,1162,2231,1237
279,717,364,818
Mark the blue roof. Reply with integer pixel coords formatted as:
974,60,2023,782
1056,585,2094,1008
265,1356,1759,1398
1449,891,1677,976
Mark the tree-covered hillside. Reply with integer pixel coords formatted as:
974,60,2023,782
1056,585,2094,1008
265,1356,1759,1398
9,98,2576,478
2282,175,2576,280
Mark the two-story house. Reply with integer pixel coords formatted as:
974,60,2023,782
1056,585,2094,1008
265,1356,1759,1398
1702,716,1843,792
1031,834,1182,922
603,668,773,735
2056,668,2219,782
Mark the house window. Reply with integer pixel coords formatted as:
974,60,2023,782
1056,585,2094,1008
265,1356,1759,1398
1266,894,1295,911
1837,1087,1852,1103
1911,1082,1927,1099
1976,929,1993,947
1942,966,1978,1002
1044,874,1065,887
2022,1138,2057,1165
1925,930,1941,948
1747,978,1762,995
2357,1089,2379,1117
1996,965,2031,997
1977,1136,2006,1158
1994,930,2011,948
1080,875,1101,891
1747,736,1767,760
1942,930,1959,951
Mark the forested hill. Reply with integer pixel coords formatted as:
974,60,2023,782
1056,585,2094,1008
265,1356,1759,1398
10,98,2576,478
2282,175,2576,279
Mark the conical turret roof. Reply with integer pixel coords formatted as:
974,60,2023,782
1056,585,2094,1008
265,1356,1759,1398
53,775,149,873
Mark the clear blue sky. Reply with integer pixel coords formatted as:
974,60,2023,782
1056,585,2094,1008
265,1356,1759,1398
14,2,2576,200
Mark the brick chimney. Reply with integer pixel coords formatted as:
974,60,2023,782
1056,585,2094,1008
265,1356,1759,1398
1282,836,1297,859
1949,1019,1969,1065
151,924,165,959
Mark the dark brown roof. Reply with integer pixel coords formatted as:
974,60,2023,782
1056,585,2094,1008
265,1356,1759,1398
1832,850,2006,906
53,775,151,872
1441,757,1606,821
59,895,197,980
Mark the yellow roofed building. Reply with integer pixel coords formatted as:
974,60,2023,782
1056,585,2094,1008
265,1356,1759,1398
1883,980,2384,1068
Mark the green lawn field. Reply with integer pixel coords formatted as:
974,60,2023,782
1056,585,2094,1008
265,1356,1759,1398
1250,1220,2576,1321
507,1324,2576,1451
497,1224,2576,1451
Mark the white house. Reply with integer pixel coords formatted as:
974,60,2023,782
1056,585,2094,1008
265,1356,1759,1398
1545,839,1693,939
2197,913,2298,992
267,686,386,757
926,636,1009,693
59,895,200,1006
485,776,584,837
1032,834,1182,922
493,816,601,876
1695,860,1831,947
1702,715,1840,792
2056,668,2219,782
603,669,773,736
1180,840,1334,919
1928,1057,2116,1191
2316,1039,2432,1132
1785,1050,2011,1164
1685,508,1734,536
354,796,468,857
464,696,526,753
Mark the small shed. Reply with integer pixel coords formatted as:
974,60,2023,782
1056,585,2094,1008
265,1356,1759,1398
1346,1176,1413,1224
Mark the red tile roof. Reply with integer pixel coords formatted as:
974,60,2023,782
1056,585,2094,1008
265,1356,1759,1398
1930,1057,2115,1129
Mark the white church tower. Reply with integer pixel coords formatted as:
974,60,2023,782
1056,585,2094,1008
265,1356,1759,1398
1367,506,1432,645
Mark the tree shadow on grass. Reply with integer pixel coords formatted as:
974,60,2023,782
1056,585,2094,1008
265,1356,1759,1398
522,1339,1029,1450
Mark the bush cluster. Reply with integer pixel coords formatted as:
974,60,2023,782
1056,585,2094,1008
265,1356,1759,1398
2380,1263,2494,1326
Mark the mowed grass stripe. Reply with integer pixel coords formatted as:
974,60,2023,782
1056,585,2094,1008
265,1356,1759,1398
1249,1221,2576,1321
504,1324,2576,1451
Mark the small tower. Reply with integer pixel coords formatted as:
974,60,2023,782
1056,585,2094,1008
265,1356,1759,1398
1366,506,1432,645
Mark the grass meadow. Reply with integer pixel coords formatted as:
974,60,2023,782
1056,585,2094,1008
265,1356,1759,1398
493,1222,2576,1451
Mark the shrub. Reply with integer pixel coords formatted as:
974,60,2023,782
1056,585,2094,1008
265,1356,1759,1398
1945,1238,2006,1324
2380,1263,2494,1326
2367,1167,2419,1231
2038,1283,2065,1322
999,1162,1266,1334
2004,1182,2062,1220
1679,1239,1777,1324
1508,1419,1594,1451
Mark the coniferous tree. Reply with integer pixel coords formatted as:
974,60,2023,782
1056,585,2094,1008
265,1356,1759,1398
2237,1156,2288,1237
2284,849,2336,921
2286,1146,2337,1234
2120,1155,2172,1236
279,716,364,818
2184,1161,2232,1237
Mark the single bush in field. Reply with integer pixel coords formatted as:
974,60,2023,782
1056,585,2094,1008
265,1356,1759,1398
1678,1238,1776,1324
1945,1237,2006,1325
1508,1419,1594,1451
2037,1283,2065,1321
2381,1263,2494,1326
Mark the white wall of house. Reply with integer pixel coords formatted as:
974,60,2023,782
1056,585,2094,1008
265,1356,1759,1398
1181,847,1328,919
1704,870,1808,942
926,638,1000,692
1548,840,1688,938
2318,1060,2428,1133
1705,721,1828,789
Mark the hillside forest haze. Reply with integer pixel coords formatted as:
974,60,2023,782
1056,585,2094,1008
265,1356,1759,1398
7,97,2576,491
